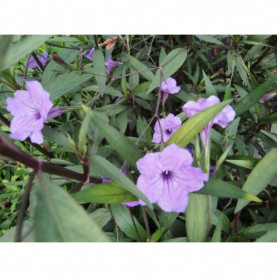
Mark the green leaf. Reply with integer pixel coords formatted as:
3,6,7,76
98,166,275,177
256,228,277,242
42,48,80,88
186,194,211,242
93,49,107,92
147,48,187,94
197,178,262,202
234,74,277,116
225,155,260,169
35,172,109,242
42,125,74,150
129,56,155,81
0,35,14,72
110,204,147,241
78,110,91,154
82,85,123,97
1,35,51,71
72,182,137,204
46,72,92,101
166,100,232,148
90,155,153,209
0,219,34,242
196,35,225,46
91,111,143,167
235,148,277,213
202,70,217,96
242,223,277,240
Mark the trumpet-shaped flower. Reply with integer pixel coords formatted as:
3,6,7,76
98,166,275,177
6,81,63,144
152,113,182,143
182,95,236,147
85,47,95,61
124,144,208,213
105,55,123,74
158,77,181,102
24,51,50,68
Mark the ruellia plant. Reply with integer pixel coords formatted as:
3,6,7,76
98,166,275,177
0,35,276,242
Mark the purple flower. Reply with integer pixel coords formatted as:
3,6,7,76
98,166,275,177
152,113,182,144
158,77,181,102
124,144,209,213
24,51,50,68
182,96,236,147
105,55,123,74
259,92,276,104
85,47,95,61
6,81,62,144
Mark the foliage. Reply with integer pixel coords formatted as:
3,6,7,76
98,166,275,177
0,35,277,242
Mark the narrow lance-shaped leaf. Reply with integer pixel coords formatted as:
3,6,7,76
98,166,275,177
93,49,107,92
202,70,217,96
72,182,137,204
197,178,262,202
91,111,143,167
234,74,277,116
235,148,277,213
166,100,232,148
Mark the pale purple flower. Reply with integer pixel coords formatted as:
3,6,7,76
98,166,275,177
158,77,181,102
105,55,123,74
152,113,182,143
182,95,236,147
85,47,95,61
6,81,62,144
259,92,276,104
124,144,209,213
24,51,50,68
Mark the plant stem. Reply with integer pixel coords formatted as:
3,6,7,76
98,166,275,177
127,207,141,242
142,207,152,242
15,170,37,242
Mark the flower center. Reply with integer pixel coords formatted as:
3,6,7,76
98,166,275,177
34,111,42,120
161,170,173,182
165,128,172,135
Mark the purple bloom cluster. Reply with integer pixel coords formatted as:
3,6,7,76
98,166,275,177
24,51,50,68
182,95,236,147
6,81,63,144
152,113,182,144
124,144,208,213
159,77,180,102
105,55,123,74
